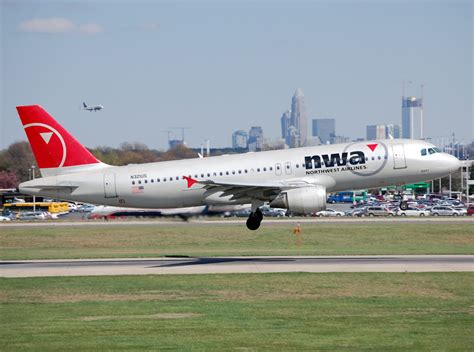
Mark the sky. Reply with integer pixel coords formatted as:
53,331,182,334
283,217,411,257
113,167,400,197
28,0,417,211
1,0,472,150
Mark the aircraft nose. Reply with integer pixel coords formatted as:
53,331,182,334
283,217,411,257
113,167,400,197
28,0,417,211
444,154,462,173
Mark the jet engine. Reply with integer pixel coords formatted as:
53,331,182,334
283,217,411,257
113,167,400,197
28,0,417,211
270,185,326,214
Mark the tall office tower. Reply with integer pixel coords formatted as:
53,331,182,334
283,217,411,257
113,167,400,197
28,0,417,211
280,110,291,145
290,88,307,146
385,124,401,139
402,96,423,139
232,130,248,149
366,124,387,140
248,126,264,151
312,118,336,144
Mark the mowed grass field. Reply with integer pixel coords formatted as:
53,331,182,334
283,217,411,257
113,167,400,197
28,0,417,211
1,273,473,351
1,222,473,260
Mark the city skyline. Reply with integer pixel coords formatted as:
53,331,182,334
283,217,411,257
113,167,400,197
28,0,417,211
1,1,472,150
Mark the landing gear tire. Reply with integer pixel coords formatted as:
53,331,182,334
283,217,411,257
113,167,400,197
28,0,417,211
246,208,263,230
400,201,409,211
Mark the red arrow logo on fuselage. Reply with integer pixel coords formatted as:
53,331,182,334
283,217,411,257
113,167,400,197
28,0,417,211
183,175,198,188
367,143,378,152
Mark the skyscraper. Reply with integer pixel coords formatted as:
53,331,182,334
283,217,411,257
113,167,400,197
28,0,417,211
366,125,387,140
312,118,335,144
248,126,264,151
385,124,401,139
290,88,307,146
280,110,291,145
402,96,423,139
232,130,248,149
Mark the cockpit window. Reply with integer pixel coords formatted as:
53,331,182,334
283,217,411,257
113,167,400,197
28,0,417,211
421,149,427,156
433,147,442,153
428,148,436,155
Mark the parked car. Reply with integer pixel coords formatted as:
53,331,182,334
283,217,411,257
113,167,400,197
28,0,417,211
396,208,430,217
16,212,47,220
0,215,12,222
345,207,367,217
67,203,78,212
315,208,345,217
430,206,462,216
452,207,467,216
364,206,395,217
467,205,474,216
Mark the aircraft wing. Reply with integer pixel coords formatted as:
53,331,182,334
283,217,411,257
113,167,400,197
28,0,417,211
185,175,335,202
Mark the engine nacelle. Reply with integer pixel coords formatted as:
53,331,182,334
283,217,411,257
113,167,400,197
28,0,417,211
270,185,326,214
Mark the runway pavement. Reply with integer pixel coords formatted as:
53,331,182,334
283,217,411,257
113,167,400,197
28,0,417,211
1,216,474,227
1,255,473,277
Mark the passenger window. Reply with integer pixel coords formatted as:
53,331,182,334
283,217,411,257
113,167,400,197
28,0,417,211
157,178,160,182
163,178,167,182
421,149,427,156
176,176,179,180
296,164,299,168
244,169,248,173
138,180,142,184
201,173,204,178
132,181,135,185
263,167,266,172
257,168,260,172
238,170,241,174
226,171,229,175
220,172,223,176
151,179,154,183
207,173,210,177
144,180,148,184
269,167,273,171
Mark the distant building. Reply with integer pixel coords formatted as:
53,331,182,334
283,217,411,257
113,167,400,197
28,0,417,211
169,139,184,149
280,110,290,142
263,138,287,150
402,96,423,139
248,126,264,151
385,124,401,139
280,89,308,148
232,130,248,149
312,118,335,144
366,125,387,140
290,89,308,147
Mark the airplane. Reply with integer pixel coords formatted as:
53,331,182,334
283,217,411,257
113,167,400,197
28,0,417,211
16,105,461,230
82,102,103,112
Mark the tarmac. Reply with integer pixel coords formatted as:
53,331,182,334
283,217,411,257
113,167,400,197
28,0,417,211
1,216,474,227
1,255,473,277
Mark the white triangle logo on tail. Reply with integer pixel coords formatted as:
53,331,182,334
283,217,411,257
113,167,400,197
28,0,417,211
40,132,53,144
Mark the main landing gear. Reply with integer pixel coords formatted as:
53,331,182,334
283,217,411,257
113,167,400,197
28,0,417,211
246,208,263,230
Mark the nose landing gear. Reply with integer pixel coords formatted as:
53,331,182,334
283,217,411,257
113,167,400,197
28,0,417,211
246,208,263,230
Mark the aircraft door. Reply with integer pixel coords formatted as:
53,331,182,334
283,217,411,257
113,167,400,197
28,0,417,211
275,163,282,176
104,173,118,198
392,144,407,169
285,162,292,175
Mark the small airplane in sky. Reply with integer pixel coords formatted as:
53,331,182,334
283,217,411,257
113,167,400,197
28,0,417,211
82,102,103,112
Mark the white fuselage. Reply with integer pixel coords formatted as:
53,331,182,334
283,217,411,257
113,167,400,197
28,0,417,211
19,139,460,209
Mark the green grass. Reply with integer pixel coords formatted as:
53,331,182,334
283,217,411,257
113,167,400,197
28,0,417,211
1,273,473,351
1,223,473,260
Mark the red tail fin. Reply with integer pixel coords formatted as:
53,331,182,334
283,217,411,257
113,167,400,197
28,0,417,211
16,105,101,171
